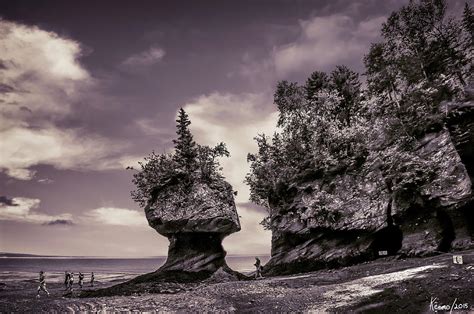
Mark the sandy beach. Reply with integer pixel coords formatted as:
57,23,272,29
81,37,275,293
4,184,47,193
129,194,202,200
1,250,472,313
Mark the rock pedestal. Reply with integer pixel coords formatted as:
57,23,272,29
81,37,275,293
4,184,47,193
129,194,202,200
81,180,242,297
145,181,240,274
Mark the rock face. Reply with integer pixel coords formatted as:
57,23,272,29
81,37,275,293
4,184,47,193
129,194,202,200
445,98,474,251
145,181,241,274
392,129,472,256
264,97,474,276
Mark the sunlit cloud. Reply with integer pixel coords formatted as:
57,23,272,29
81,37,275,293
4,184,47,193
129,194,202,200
0,19,90,117
0,20,143,180
0,125,123,180
224,203,271,255
85,207,147,227
183,91,278,204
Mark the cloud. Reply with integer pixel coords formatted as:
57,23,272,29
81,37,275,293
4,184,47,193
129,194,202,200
0,196,17,207
37,178,54,184
0,19,90,117
236,14,385,81
272,15,385,76
135,118,174,137
236,202,268,215
86,207,147,227
0,125,125,180
183,92,278,204
0,20,140,180
0,197,73,224
272,15,385,77
223,203,271,255
121,46,165,67
43,219,74,226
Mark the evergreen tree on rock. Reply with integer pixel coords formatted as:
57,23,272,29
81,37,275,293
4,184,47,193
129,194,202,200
173,108,198,174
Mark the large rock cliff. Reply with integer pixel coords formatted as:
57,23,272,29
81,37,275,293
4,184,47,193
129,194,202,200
264,96,474,276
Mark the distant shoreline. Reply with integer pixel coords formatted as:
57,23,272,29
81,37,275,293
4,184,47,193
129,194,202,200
0,252,270,259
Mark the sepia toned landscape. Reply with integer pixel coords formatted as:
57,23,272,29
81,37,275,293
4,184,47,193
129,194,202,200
1,0,473,312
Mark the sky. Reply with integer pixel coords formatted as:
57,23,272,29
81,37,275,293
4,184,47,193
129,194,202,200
0,0,468,257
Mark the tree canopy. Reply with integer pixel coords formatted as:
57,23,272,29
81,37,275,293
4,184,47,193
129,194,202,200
131,108,230,208
246,0,473,229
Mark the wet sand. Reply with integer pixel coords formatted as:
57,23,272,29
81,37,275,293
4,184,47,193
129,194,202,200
1,250,473,313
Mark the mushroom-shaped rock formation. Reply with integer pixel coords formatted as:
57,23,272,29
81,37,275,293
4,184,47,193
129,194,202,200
145,180,241,273
80,110,245,298
81,180,243,298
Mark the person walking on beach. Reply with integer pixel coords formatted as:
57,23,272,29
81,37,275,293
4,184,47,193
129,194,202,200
90,272,95,287
78,272,84,289
64,271,70,290
68,272,74,291
254,257,264,279
36,271,50,297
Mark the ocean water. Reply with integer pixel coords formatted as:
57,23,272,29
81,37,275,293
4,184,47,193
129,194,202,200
0,255,270,283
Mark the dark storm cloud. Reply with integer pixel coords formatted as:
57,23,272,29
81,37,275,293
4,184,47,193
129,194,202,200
43,219,75,226
0,196,17,206
0,60,8,70
19,106,32,113
0,83,15,93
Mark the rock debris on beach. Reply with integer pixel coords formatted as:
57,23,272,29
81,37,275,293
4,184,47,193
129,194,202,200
1,250,472,312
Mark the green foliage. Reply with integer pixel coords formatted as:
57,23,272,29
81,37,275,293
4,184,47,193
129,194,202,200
131,109,230,208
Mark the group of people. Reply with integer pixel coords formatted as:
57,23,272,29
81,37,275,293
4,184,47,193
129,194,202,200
37,258,263,298
64,271,95,291
36,270,96,297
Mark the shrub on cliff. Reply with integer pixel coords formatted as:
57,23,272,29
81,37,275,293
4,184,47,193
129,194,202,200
131,108,230,208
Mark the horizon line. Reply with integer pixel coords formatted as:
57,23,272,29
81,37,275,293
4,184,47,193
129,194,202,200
0,252,271,259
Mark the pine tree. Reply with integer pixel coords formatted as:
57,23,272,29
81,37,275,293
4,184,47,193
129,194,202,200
329,66,361,126
173,108,197,174
305,71,329,100
364,43,398,100
130,108,231,206
463,3,474,41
